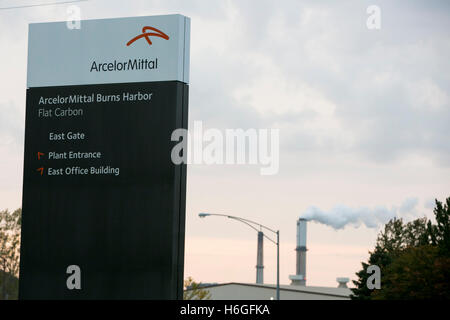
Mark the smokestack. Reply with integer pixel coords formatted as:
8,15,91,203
256,231,264,284
289,218,307,286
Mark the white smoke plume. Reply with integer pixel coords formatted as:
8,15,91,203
302,197,419,229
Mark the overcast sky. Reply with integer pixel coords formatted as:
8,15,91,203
1,0,449,287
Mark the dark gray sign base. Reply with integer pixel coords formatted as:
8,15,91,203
19,81,188,299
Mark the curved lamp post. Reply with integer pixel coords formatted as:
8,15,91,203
198,212,280,300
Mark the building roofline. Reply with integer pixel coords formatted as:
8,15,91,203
186,282,351,298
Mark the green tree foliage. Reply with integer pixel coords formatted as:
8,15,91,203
183,277,212,300
371,245,450,299
426,197,450,256
351,197,450,300
0,208,21,300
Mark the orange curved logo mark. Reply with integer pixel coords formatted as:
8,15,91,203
127,26,169,46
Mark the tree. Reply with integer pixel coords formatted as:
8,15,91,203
183,277,212,300
351,217,429,299
371,245,450,299
426,198,450,256
351,197,450,300
0,208,21,300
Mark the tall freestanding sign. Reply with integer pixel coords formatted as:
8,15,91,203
20,15,190,299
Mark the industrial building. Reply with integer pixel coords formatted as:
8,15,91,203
186,218,352,300
192,283,351,300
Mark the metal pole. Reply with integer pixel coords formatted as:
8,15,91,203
199,213,280,298
276,230,280,300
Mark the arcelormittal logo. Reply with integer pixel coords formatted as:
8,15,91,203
127,26,169,46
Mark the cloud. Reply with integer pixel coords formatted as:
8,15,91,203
399,197,419,214
0,102,24,150
425,198,437,210
204,0,450,167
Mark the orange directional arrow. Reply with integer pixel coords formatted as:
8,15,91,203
37,152,45,160
37,167,44,175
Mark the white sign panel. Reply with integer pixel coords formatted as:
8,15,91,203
27,14,190,87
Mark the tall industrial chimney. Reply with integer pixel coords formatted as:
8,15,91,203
289,218,307,286
256,231,264,284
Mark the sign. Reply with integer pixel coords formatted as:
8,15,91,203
20,14,190,299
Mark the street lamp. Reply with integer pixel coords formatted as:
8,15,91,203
198,212,280,300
